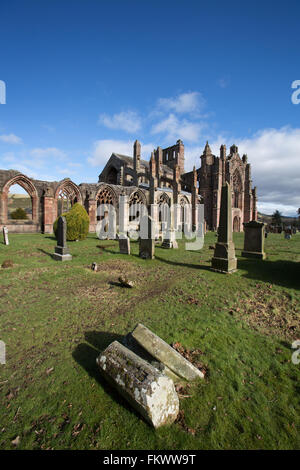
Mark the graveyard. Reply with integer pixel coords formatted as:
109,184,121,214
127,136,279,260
0,230,299,450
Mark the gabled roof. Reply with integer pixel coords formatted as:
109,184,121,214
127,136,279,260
112,153,173,175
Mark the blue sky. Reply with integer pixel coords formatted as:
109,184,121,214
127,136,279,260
0,0,300,215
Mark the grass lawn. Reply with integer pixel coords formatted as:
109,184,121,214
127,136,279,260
0,231,299,450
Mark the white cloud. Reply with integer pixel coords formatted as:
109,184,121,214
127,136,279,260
99,110,142,133
88,139,156,167
157,91,205,114
184,127,300,216
0,146,74,182
0,133,23,144
30,147,68,160
151,113,205,143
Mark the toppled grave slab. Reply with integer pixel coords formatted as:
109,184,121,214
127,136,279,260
122,332,182,383
118,276,134,288
96,341,179,428
128,324,204,381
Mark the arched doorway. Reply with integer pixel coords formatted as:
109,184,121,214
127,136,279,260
1,174,39,227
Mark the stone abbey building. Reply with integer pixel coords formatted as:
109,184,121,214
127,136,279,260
0,139,257,234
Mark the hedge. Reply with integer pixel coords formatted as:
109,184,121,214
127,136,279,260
53,203,90,241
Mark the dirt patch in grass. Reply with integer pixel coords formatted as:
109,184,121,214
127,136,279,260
232,284,300,341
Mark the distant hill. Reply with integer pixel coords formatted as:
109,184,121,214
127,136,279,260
258,212,298,225
8,193,31,214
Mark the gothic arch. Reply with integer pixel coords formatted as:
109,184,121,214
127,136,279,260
129,189,147,222
158,192,171,224
129,189,147,206
96,184,118,206
158,192,171,206
1,174,39,224
54,179,82,218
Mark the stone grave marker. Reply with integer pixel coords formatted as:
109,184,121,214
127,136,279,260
119,235,130,255
139,214,155,259
96,341,179,428
211,182,237,273
242,220,266,259
3,226,9,246
126,323,204,382
53,216,72,261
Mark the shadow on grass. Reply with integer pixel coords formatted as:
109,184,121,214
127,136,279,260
237,258,300,290
44,235,56,240
154,255,212,271
38,248,54,258
72,330,144,422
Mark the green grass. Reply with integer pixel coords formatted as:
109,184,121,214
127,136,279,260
0,232,299,450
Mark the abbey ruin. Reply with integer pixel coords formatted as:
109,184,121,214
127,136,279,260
0,140,257,234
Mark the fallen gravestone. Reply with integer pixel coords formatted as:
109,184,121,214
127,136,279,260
3,226,9,246
118,276,134,288
126,324,204,382
96,341,179,428
53,216,72,261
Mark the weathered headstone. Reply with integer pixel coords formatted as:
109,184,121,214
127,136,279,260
139,214,155,259
242,220,266,259
53,216,72,261
3,226,9,246
211,182,237,273
119,236,130,255
127,323,204,382
96,341,179,428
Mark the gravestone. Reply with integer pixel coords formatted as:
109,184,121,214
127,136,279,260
3,226,9,246
119,235,130,255
242,220,266,259
139,214,155,259
91,262,98,271
161,230,178,249
53,216,72,261
126,323,204,381
96,341,179,428
211,182,237,273
284,227,292,240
